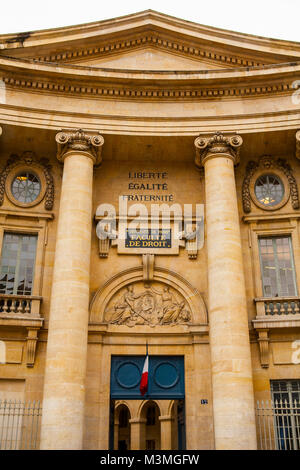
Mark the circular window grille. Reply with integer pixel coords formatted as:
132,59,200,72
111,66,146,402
11,172,41,204
254,174,284,207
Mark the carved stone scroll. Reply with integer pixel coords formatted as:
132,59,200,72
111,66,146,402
56,129,104,165
26,328,39,367
194,131,243,168
257,330,270,369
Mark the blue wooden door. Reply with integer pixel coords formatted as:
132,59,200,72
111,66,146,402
110,355,185,399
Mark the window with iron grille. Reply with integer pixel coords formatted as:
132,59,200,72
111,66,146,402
271,380,300,450
0,233,37,295
258,237,297,297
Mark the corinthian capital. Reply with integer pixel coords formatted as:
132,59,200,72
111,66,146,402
194,131,243,168
55,129,104,165
296,130,300,160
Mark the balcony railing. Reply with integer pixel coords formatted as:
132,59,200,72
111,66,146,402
255,296,300,316
0,294,41,317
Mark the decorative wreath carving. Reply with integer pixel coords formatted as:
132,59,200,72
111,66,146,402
242,155,299,213
0,151,54,210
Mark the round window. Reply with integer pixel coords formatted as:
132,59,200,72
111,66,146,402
11,172,41,204
254,174,284,207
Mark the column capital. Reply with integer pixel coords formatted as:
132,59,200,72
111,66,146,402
55,129,104,165
194,131,243,168
295,130,300,160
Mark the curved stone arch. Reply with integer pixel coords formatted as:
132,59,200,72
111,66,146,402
138,399,162,421
167,399,175,416
114,400,133,420
89,266,208,325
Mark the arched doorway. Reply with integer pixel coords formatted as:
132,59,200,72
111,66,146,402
114,403,131,450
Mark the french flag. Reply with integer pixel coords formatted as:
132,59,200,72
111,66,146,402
139,355,149,396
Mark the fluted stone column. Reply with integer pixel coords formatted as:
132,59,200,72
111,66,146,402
40,130,104,450
194,132,257,450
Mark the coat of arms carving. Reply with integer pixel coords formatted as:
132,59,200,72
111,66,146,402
104,283,191,327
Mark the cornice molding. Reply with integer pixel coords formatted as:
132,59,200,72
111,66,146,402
1,74,293,100
1,10,299,60
33,34,265,68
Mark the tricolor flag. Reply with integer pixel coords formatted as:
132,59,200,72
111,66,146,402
139,355,149,396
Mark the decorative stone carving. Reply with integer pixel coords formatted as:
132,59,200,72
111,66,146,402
242,161,259,213
242,155,299,213
26,328,39,367
194,131,243,167
104,282,192,327
55,129,104,165
257,330,270,369
277,159,299,210
178,221,204,259
97,220,118,258
0,151,54,210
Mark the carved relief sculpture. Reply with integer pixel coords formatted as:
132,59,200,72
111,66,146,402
104,283,191,327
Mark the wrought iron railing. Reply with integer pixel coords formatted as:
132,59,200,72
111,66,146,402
0,400,42,450
256,399,300,450
0,398,298,450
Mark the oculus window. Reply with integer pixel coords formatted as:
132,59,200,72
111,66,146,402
11,172,41,204
254,174,284,207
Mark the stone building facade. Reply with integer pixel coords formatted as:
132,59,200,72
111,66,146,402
0,10,299,450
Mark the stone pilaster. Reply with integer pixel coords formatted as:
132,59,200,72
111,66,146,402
129,418,146,450
40,129,104,449
194,132,257,450
159,415,173,450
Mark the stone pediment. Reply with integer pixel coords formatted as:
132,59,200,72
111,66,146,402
75,47,228,71
1,10,299,70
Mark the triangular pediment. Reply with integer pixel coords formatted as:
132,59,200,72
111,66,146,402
1,10,299,70
75,47,228,70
